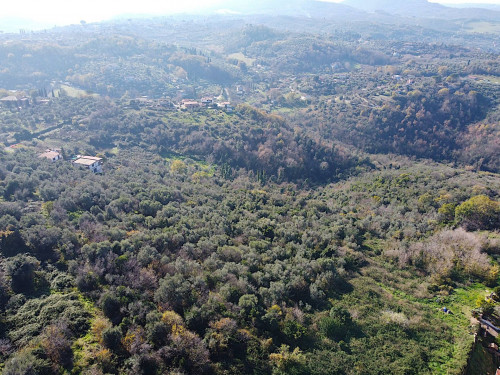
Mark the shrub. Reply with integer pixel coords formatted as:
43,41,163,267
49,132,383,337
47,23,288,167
102,326,123,352
269,345,306,375
8,293,90,346
4,254,39,293
3,350,52,375
147,321,169,348
101,293,122,324
455,195,500,231
318,306,353,341
41,323,73,368
387,229,492,283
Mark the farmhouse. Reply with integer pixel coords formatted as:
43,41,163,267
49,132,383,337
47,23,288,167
201,97,214,107
131,97,154,107
181,100,201,110
0,96,30,108
39,149,62,162
73,156,103,173
218,102,233,112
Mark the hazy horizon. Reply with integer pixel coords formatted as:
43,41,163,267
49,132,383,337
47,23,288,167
0,0,499,31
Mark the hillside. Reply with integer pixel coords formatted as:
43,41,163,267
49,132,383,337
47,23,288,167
0,7,500,375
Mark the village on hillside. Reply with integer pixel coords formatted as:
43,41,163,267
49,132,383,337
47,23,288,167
129,96,233,112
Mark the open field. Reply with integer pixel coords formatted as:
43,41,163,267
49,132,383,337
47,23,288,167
228,52,256,66
465,21,500,34
57,84,99,98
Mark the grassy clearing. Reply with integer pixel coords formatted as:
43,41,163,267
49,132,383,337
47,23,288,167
273,107,295,114
475,75,500,85
71,291,105,373
228,52,256,66
465,21,500,34
58,84,99,98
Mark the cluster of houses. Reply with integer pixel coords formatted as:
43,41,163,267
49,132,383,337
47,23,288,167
0,95,52,110
392,74,416,86
131,96,233,112
130,97,174,109
180,98,233,112
38,149,103,173
0,96,31,109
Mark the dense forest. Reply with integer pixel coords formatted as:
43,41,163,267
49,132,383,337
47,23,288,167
1,2,500,374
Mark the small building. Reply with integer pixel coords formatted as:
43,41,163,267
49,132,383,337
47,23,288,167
201,97,214,107
157,99,174,109
0,96,20,108
36,98,51,105
73,156,103,173
19,97,30,106
181,100,201,111
218,102,233,112
39,149,62,162
131,97,154,107
0,96,30,108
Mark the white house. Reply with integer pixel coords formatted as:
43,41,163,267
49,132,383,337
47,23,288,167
39,149,62,162
201,97,214,107
73,156,103,173
218,102,233,112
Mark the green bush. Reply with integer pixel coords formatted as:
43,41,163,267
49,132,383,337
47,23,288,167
3,350,52,375
455,195,500,230
102,326,123,352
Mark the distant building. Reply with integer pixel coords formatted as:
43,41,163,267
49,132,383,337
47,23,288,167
201,97,214,107
131,97,153,107
157,99,174,109
73,156,103,173
181,100,201,111
0,95,30,108
218,102,233,112
39,149,62,162
0,96,20,106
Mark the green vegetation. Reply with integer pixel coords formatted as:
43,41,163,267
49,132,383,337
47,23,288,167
466,344,496,375
0,5,500,375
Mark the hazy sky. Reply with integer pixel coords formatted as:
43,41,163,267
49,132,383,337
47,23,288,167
1,0,499,26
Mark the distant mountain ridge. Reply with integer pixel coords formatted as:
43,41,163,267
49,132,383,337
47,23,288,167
445,3,500,11
210,0,368,19
211,0,500,21
1,0,499,34
343,0,500,20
